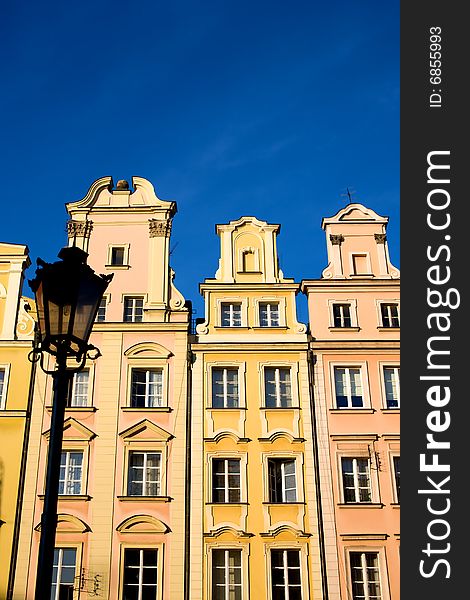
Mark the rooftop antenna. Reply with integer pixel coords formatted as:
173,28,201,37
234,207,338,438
341,187,356,205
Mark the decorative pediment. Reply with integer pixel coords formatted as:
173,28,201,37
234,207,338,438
323,203,388,225
43,417,96,442
119,419,173,442
208,431,251,444
117,515,170,534
258,431,305,444
35,514,91,533
260,524,310,538
205,526,253,539
124,341,173,359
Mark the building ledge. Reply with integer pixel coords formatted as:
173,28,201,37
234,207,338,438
338,503,384,509
328,327,361,332
46,406,97,413
121,407,172,413
39,494,92,502
117,495,172,502
0,410,28,417
380,408,400,414
329,408,375,414
377,327,400,332
391,503,400,509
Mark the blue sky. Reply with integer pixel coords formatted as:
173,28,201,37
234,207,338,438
1,1,399,321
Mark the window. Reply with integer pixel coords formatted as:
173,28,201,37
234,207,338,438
96,297,107,322
124,297,144,322
67,369,89,407
383,367,400,408
111,246,126,266
212,549,242,600
349,552,382,600
212,368,239,408
333,304,352,328
59,451,83,495
127,451,161,496
131,369,163,407
123,548,158,600
268,459,297,503
221,303,242,327
334,367,363,408
259,302,280,327
380,303,399,328
51,548,77,600
264,368,292,408
0,367,7,409
271,549,302,600
352,254,369,275
393,457,400,503
212,458,241,503
341,458,371,503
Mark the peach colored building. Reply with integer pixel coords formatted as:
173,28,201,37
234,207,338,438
301,204,400,600
13,177,191,600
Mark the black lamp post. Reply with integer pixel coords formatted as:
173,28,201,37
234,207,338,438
29,246,112,600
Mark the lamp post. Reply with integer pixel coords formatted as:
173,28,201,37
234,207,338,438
29,246,112,600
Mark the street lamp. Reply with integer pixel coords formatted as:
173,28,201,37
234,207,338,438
29,246,112,600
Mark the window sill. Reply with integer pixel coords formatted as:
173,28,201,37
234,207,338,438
391,503,400,509
206,406,246,411
329,408,375,414
46,406,97,413
262,501,306,505
328,327,361,332
117,495,172,502
206,502,249,506
338,503,384,509
105,264,130,270
39,494,92,501
0,410,28,417
380,408,400,413
252,326,288,331
377,327,400,332
214,326,250,330
260,406,301,411
122,407,172,412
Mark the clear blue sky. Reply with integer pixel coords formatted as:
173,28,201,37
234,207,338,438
1,0,399,321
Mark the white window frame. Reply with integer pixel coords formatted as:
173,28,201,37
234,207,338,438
123,441,168,498
67,368,91,407
259,302,280,327
346,549,387,600
206,543,249,600
0,364,10,410
267,458,297,503
51,546,80,600
376,300,400,328
130,368,164,408
220,302,243,327
206,362,246,410
211,548,243,600
96,295,109,322
127,451,162,497
107,243,130,267
59,450,84,495
211,457,241,503
328,299,359,329
123,296,145,322
120,545,164,600
391,455,400,503
263,366,293,408
254,297,286,328
263,452,304,504
382,365,400,409
330,362,370,409
216,297,248,328
207,452,247,504
211,367,240,408
265,544,309,600
341,457,372,503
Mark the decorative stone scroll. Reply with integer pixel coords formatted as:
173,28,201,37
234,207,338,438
66,220,93,238
329,234,344,245
374,233,387,244
149,219,172,238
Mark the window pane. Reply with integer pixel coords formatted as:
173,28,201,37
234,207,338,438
384,367,400,408
96,297,106,322
111,247,125,265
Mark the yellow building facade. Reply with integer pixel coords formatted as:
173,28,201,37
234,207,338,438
0,242,35,600
13,178,191,600
190,217,325,600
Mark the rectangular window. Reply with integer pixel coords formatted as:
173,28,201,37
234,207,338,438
349,552,382,600
131,369,163,407
259,302,280,327
212,549,242,600
123,548,158,600
212,458,241,503
51,548,77,600
96,297,107,322
271,549,302,600
124,297,144,322
383,367,400,408
341,458,372,503
221,303,242,327
211,368,239,408
352,254,369,275
264,367,292,408
393,456,400,503
333,304,352,327
111,246,125,266
67,369,89,407
59,451,83,495
0,367,6,409
334,367,363,408
127,452,161,496
268,458,297,503
380,303,399,328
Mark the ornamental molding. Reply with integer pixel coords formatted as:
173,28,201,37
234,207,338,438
67,220,93,238
149,219,172,238
330,234,344,245
374,233,387,244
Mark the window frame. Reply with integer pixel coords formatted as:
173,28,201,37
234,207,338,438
340,457,373,504
122,440,169,499
264,543,309,600
0,364,10,410
207,452,247,504
263,366,294,408
220,302,243,327
127,450,163,497
263,452,304,504
216,298,248,328
267,457,297,503
330,362,370,410
381,365,400,409
66,368,91,408
126,362,169,409
123,296,145,323
211,366,240,408
327,299,359,329
96,295,108,322
50,545,81,600
346,548,388,600
107,243,130,268
211,548,243,600
392,455,400,504
120,544,164,600
206,543,249,600
59,449,85,496
206,362,246,410
349,252,372,276
130,368,165,408
376,300,400,329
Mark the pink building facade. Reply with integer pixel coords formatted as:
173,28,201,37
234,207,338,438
302,204,400,600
